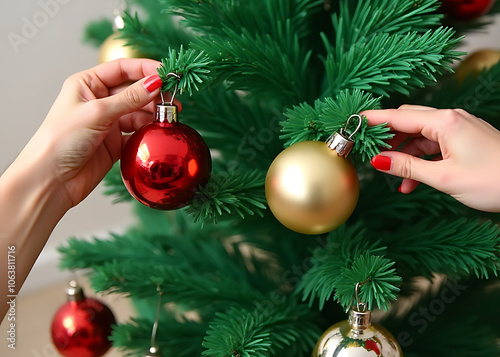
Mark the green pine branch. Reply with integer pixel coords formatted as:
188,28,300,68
90,261,266,310
179,87,285,171
202,301,320,357
102,163,268,228
381,218,500,279
58,233,165,270
355,174,462,231
112,315,207,357
157,45,212,96
331,0,443,47
165,0,323,102
195,27,313,102
187,169,267,224
58,223,284,309
120,11,191,60
164,0,323,44
280,89,392,162
322,27,463,98
298,224,401,311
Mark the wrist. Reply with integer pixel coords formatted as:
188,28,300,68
0,139,71,283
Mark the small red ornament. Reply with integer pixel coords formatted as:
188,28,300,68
51,281,116,357
441,0,495,21
121,103,211,210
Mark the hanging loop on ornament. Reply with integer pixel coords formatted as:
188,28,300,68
161,72,181,105
343,114,363,140
354,281,369,312
146,285,164,356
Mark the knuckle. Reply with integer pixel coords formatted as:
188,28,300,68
440,109,463,129
434,172,451,188
123,87,143,109
398,156,414,180
89,100,107,117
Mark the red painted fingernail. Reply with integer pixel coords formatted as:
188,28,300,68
370,155,392,171
143,74,162,93
398,184,403,193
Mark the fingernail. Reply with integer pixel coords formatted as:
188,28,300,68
143,74,162,93
398,184,403,193
370,155,392,171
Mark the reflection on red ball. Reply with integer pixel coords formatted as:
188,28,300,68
121,121,211,210
441,0,495,21
51,298,116,357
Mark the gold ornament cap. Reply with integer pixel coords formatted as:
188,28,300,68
326,114,362,158
155,104,178,123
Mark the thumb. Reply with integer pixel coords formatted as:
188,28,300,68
94,74,162,124
370,152,446,190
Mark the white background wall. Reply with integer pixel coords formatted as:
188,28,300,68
1,1,500,295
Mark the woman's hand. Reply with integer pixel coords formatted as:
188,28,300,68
24,58,167,207
363,105,500,212
0,58,178,319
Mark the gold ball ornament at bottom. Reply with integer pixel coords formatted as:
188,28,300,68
455,49,500,83
98,32,142,63
265,140,359,235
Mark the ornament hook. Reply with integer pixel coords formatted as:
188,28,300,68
344,114,363,140
150,285,163,350
161,72,181,106
354,280,369,312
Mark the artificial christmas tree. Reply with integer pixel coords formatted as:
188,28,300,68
59,1,500,356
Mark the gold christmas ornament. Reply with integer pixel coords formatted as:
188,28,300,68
455,49,500,84
312,284,403,357
98,1,141,63
98,31,142,63
265,115,361,235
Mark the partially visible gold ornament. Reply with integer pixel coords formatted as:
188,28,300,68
312,304,403,357
265,115,361,235
455,49,500,84
98,31,142,63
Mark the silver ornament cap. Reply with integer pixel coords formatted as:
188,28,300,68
325,114,362,158
326,131,355,158
155,104,178,123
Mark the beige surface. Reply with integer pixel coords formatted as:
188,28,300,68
0,278,134,357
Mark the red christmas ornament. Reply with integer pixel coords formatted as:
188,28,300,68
51,281,116,357
121,103,211,210
441,0,495,21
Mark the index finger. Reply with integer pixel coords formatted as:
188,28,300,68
361,108,443,142
89,58,161,88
